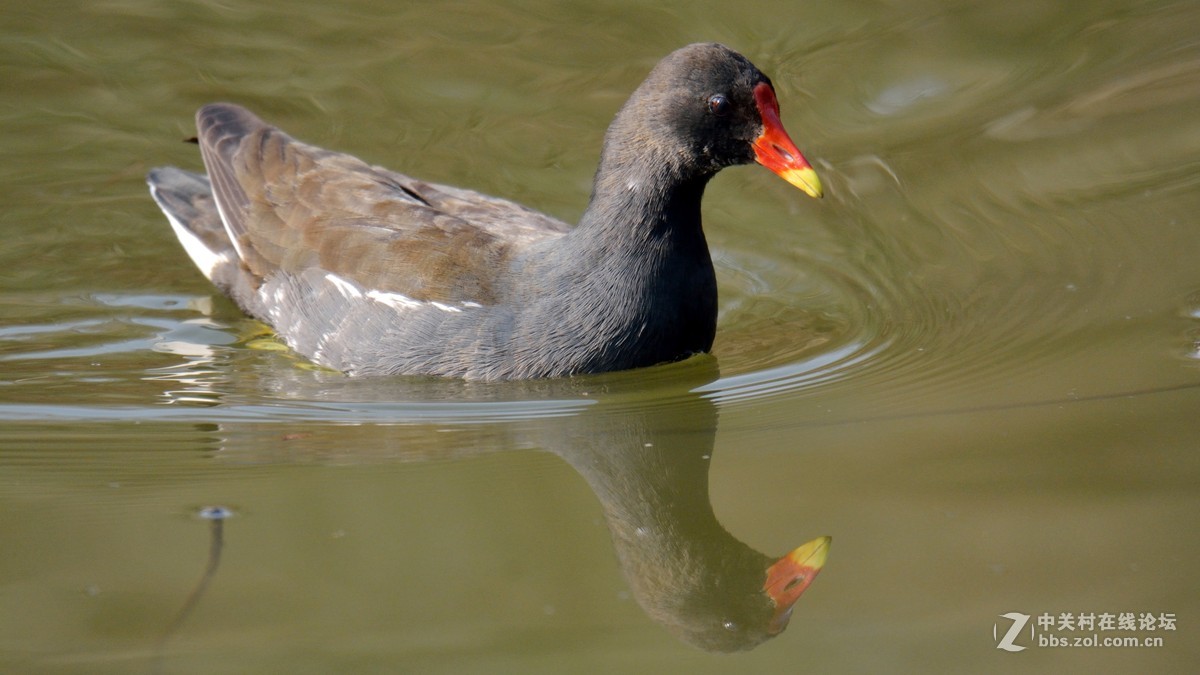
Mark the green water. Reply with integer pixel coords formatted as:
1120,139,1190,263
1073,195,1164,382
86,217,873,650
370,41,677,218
2,1,1199,672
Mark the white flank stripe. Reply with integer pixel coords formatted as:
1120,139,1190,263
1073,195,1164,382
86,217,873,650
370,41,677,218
365,290,480,313
325,273,363,299
367,290,421,310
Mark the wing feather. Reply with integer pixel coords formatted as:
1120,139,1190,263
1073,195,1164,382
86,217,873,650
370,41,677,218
194,103,571,303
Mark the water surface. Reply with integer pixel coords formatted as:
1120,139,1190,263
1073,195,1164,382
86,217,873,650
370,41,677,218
2,1,1199,672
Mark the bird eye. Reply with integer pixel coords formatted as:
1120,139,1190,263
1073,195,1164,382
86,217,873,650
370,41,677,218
708,94,731,116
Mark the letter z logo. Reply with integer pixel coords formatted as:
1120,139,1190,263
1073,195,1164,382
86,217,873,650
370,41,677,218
995,612,1032,652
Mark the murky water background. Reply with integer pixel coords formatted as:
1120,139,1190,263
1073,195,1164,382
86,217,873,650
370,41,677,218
3,0,1199,672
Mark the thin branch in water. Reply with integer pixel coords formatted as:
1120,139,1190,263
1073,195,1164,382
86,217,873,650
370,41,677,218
152,505,233,674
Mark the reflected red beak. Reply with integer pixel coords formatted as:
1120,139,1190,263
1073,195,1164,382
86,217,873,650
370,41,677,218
752,82,823,198
764,535,831,634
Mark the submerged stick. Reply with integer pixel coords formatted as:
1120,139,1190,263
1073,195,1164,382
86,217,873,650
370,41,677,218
152,506,232,674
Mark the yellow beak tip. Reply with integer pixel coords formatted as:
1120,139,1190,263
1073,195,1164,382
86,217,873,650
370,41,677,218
782,167,824,199
790,535,832,568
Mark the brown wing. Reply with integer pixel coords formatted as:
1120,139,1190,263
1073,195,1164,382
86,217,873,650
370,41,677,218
195,103,570,304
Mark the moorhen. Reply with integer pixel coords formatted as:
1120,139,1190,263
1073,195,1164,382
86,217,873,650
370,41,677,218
147,43,823,380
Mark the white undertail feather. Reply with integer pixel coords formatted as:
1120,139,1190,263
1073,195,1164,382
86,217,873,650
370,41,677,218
148,184,229,281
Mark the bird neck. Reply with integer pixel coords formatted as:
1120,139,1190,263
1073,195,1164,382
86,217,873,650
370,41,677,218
575,137,712,245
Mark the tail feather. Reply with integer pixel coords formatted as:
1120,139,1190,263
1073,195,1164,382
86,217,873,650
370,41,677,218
147,167,234,281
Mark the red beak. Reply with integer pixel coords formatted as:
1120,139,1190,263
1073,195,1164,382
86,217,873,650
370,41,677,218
751,82,823,198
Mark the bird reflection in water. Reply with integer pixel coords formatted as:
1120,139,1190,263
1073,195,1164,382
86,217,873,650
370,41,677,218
535,369,829,651
154,361,829,654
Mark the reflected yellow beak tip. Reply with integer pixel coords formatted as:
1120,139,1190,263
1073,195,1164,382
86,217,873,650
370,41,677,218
765,535,831,597
787,535,831,569
780,167,824,199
